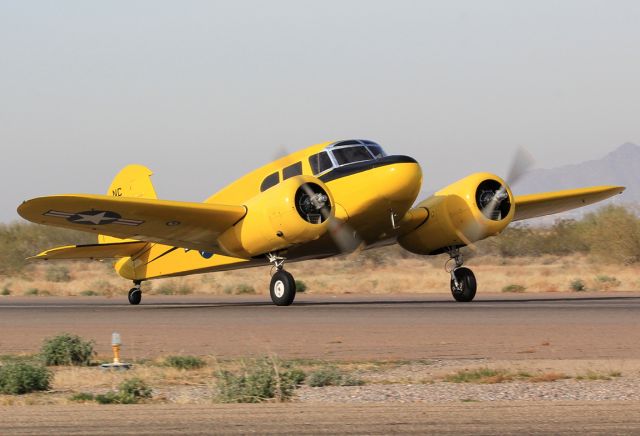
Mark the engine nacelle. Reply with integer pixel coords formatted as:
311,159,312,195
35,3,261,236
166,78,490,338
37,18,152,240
218,175,334,258
398,173,514,255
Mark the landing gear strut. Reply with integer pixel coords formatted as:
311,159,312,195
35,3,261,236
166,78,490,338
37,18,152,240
446,248,477,302
267,254,296,306
128,281,142,305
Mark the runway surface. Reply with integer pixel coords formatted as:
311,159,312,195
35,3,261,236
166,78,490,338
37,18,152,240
3,401,640,435
1,292,638,360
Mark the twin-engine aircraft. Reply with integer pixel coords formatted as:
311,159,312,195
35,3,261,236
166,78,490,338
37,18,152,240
18,140,624,306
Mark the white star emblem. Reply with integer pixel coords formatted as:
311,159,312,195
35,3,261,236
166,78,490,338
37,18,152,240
71,212,117,225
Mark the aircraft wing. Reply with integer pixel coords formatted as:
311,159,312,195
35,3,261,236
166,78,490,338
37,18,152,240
17,194,247,252
513,186,625,221
30,241,149,260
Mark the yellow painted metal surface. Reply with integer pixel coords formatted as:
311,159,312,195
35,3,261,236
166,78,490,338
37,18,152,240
100,164,158,244
513,186,625,221
31,241,148,260
17,194,246,252
398,173,513,255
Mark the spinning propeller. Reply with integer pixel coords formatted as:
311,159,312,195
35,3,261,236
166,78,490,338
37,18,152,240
459,147,535,247
276,148,362,254
480,147,535,221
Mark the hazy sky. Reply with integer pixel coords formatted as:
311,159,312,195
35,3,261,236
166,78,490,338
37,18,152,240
1,0,639,222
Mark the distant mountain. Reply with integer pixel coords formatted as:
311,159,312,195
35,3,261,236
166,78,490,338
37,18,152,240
511,142,639,220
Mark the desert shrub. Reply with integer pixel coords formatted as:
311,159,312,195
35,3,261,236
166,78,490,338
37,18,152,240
87,280,117,296
24,288,39,296
0,223,94,274
0,362,52,394
1,285,10,296
595,275,621,289
570,279,586,292
501,284,526,293
216,357,305,403
306,366,364,387
155,280,193,295
445,368,511,384
580,205,640,264
70,392,95,402
45,265,71,283
164,355,206,370
95,378,152,404
80,290,99,296
295,280,307,293
40,333,95,366
224,284,256,295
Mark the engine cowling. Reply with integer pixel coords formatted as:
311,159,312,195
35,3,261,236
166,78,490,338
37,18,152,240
398,172,514,255
218,175,334,258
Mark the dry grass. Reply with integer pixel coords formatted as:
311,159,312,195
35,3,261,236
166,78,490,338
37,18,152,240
0,254,637,298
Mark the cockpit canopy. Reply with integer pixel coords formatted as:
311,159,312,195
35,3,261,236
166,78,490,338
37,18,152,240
308,140,388,175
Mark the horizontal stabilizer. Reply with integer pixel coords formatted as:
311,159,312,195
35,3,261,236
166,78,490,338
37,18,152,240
31,241,148,260
514,186,625,221
17,194,247,252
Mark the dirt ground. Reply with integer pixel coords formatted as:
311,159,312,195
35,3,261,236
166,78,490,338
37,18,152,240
2,292,640,434
2,401,639,435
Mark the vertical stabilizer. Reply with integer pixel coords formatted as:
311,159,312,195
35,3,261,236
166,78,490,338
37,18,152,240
99,164,157,244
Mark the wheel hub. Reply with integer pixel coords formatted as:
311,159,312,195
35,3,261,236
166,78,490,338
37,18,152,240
274,280,285,298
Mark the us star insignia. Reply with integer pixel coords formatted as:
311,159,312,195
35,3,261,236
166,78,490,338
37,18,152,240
43,210,144,226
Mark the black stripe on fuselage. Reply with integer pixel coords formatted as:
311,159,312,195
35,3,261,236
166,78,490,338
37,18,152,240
318,155,417,183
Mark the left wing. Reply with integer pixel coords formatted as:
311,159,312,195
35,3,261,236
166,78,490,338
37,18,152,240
17,194,247,252
30,241,149,260
513,186,625,221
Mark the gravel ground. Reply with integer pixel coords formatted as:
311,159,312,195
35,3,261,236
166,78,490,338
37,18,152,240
295,379,640,403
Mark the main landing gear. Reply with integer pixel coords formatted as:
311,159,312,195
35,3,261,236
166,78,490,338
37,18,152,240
128,281,142,305
446,248,477,302
267,254,296,306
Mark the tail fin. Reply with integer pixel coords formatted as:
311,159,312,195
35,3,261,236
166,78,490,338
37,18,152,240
99,164,157,244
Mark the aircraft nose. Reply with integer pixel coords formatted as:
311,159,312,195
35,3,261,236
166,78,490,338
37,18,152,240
380,156,423,204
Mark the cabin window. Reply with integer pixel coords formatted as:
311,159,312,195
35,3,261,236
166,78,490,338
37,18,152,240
332,146,373,166
366,144,386,159
308,152,333,175
283,162,303,180
260,172,279,192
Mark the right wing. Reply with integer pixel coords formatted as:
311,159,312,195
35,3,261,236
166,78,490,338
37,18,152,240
513,186,625,221
17,194,247,252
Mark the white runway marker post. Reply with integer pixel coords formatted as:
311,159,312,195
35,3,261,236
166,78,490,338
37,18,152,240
100,332,132,370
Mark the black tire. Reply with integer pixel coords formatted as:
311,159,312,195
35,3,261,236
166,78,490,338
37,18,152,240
450,267,477,302
270,270,296,306
128,287,142,305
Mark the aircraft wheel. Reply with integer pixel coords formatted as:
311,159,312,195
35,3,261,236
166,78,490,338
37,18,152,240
128,287,142,305
450,267,476,302
270,270,296,306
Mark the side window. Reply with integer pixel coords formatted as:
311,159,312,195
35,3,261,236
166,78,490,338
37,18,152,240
260,172,279,192
308,152,333,175
283,162,302,180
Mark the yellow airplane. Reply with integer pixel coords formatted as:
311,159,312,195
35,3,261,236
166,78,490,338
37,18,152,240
18,140,624,305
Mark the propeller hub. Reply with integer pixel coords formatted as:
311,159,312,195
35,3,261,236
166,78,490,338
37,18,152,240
475,179,512,221
295,183,331,224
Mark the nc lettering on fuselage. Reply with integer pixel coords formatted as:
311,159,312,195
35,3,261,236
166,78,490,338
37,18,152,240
112,188,123,197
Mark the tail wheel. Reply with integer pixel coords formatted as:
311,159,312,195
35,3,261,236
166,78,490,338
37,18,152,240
450,267,477,302
270,270,296,306
128,287,142,305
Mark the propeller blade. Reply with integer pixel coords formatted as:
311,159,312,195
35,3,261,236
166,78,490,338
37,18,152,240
505,147,535,187
482,147,535,220
298,181,361,253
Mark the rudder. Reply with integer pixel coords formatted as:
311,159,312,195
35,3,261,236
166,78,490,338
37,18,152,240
99,164,157,244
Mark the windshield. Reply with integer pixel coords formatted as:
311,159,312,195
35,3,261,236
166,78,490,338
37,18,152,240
331,146,373,166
